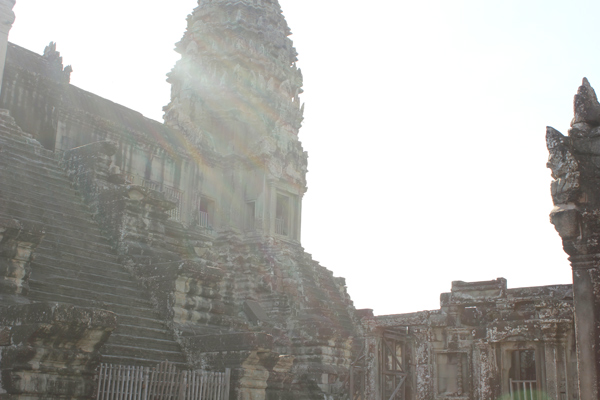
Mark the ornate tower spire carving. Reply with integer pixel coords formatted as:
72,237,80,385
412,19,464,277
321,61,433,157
164,0,307,238
164,0,304,155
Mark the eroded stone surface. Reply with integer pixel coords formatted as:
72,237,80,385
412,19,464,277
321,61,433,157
367,279,576,400
0,302,116,400
547,77,600,400
0,2,589,400
0,218,44,303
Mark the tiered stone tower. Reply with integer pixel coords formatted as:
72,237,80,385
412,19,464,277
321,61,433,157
164,0,307,240
0,2,360,399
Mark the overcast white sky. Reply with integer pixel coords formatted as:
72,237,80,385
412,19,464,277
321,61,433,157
10,1,598,315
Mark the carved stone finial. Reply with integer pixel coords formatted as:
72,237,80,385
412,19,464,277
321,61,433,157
43,42,72,84
572,77,600,126
43,41,62,66
546,126,580,206
63,65,73,83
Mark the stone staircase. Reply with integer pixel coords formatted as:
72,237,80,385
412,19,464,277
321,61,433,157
0,111,188,367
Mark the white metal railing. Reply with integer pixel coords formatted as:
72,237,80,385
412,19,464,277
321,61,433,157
510,379,537,400
275,218,287,235
96,362,230,400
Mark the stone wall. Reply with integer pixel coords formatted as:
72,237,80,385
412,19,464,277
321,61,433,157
364,279,576,400
60,140,358,400
0,303,116,400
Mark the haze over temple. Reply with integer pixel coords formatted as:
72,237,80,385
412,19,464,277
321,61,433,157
0,1,596,400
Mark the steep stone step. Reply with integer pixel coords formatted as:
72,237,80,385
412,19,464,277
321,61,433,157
0,133,56,162
40,232,114,255
31,269,144,299
0,212,111,246
0,174,85,211
116,314,181,333
29,280,153,309
0,122,188,367
101,344,187,366
0,199,105,236
0,183,88,216
99,354,186,369
35,245,121,268
117,324,181,341
108,334,183,354
0,155,74,187
0,143,67,170
27,286,167,325
29,259,132,285
37,241,121,264
31,255,128,281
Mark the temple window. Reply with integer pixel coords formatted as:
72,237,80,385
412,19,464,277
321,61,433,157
509,350,537,400
197,196,215,228
381,335,406,400
436,352,468,397
275,194,290,236
246,201,256,231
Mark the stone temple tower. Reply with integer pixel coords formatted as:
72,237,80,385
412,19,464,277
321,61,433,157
0,2,358,398
164,0,307,240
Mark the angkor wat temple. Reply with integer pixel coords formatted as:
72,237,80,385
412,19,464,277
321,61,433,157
0,1,597,400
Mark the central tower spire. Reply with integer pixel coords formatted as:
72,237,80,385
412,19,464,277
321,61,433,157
164,0,304,155
165,0,307,239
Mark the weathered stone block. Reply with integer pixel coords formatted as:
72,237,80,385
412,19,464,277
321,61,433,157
0,302,116,400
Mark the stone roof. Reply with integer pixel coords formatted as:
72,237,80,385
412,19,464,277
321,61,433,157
5,42,191,152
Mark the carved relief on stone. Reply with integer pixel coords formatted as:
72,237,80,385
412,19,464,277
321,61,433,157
267,158,283,178
546,78,600,255
165,0,304,156
546,127,580,205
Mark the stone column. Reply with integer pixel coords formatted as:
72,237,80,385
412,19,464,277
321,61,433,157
362,318,380,400
473,342,499,400
541,323,561,400
546,78,600,400
0,0,14,95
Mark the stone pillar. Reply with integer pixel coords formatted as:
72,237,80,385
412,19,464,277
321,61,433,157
569,257,599,400
546,78,600,400
362,324,380,400
541,323,561,400
0,0,14,96
473,342,499,400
